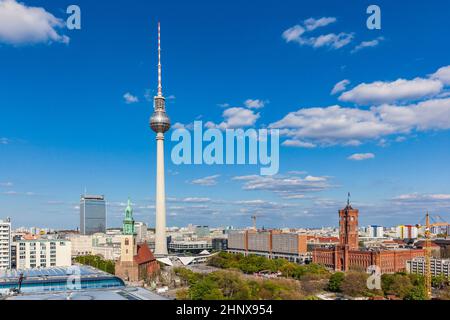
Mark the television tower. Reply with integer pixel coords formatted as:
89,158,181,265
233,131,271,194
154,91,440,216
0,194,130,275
150,22,170,255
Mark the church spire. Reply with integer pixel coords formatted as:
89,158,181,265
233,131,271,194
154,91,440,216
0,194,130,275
123,198,135,235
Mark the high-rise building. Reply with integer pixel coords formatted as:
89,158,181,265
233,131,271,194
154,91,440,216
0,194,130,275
396,225,419,239
134,222,148,243
367,225,384,238
0,218,11,270
150,23,171,256
80,195,106,235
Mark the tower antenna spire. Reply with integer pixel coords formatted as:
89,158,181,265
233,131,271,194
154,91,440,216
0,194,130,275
157,22,162,97
347,192,351,207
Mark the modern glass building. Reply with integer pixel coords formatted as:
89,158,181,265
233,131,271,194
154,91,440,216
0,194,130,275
0,266,124,294
80,195,106,235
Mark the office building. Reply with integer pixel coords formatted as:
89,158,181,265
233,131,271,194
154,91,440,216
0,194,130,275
135,222,148,243
396,225,419,239
407,257,450,278
367,225,384,238
15,239,71,269
80,195,106,235
228,230,308,263
0,218,12,270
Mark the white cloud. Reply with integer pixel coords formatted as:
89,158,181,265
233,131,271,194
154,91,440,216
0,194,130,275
0,0,69,45
304,17,336,31
0,137,10,145
312,32,354,49
270,98,450,146
181,197,211,203
282,139,316,148
207,107,260,130
282,17,353,50
339,78,443,104
123,92,139,104
232,173,331,198
391,193,450,210
190,175,220,186
244,99,266,109
431,65,450,86
331,79,350,95
0,182,13,187
351,37,384,53
347,153,375,161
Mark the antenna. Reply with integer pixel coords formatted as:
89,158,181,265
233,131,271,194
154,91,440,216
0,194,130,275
157,22,162,97
347,192,351,207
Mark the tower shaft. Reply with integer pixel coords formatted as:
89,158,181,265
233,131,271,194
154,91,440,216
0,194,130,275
154,132,167,255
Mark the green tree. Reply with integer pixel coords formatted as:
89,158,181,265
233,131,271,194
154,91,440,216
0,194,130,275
340,272,369,297
328,272,345,292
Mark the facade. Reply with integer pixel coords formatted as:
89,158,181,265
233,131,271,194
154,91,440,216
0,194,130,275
367,225,384,238
168,240,212,253
135,222,148,243
0,218,12,270
15,239,71,269
115,200,159,282
228,230,309,263
80,195,106,235
407,257,450,278
212,238,228,251
67,234,93,257
313,200,425,273
195,226,210,238
150,23,171,256
396,225,419,239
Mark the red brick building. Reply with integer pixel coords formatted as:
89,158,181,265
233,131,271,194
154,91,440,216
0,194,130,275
115,242,160,282
114,200,160,282
313,201,425,273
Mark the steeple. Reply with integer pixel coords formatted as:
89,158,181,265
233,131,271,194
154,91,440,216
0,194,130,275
122,198,135,235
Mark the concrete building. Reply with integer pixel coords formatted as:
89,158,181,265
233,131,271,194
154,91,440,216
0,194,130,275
367,225,384,238
0,218,12,270
396,225,419,239
66,234,93,257
228,230,309,263
195,226,210,238
80,195,106,235
212,238,228,251
407,257,450,278
15,239,71,269
135,222,148,243
168,240,212,253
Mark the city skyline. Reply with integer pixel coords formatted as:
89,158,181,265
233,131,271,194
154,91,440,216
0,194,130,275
1,0,450,229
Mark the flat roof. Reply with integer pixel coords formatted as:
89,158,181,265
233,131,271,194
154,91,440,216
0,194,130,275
5,287,170,300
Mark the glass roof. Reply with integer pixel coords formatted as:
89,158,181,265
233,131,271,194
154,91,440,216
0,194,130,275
0,265,108,280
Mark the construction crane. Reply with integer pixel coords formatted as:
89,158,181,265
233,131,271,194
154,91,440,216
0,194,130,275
416,212,450,299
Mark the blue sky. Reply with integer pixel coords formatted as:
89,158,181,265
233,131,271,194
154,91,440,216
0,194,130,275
1,0,450,229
